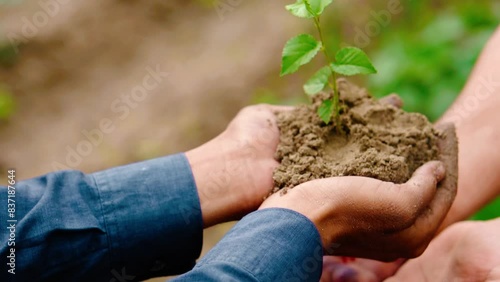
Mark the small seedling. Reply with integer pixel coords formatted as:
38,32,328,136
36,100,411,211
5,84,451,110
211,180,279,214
280,0,377,128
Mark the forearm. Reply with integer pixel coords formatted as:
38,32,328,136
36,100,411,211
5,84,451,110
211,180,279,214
439,26,500,227
0,154,203,281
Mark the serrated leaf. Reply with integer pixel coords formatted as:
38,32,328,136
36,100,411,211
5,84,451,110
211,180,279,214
331,47,377,76
304,66,331,95
286,0,334,18
281,34,322,76
317,99,334,124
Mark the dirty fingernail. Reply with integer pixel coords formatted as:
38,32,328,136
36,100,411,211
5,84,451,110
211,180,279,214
434,162,446,179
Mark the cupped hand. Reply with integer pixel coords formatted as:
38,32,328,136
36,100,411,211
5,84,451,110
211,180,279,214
186,104,291,227
386,219,500,282
260,159,456,262
319,96,459,282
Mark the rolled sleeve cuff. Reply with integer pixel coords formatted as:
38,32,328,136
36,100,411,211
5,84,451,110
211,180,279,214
176,208,323,281
92,153,203,279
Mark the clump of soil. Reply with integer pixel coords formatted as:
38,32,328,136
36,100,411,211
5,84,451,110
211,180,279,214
273,79,440,193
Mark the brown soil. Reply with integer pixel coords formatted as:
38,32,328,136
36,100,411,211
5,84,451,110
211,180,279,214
273,79,440,193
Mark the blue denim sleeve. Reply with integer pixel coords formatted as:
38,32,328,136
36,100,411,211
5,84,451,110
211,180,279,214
174,208,323,282
0,153,203,282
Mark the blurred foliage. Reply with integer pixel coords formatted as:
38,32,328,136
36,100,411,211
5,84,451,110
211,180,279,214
0,43,17,120
471,197,500,221
0,43,19,67
365,1,498,122
477,198,500,220
0,86,15,120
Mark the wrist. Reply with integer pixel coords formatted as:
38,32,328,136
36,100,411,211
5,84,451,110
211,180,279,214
259,186,342,250
186,134,258,227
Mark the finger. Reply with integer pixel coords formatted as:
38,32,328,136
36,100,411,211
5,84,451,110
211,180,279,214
403,161,445,215
403,124,458,249
379,94,404,109
266,105,295,112
236,104,293,118
321,258,360,282
322,257,403,282
423,123,459,232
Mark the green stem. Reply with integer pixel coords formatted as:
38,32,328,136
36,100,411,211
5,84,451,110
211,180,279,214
313,16,340,131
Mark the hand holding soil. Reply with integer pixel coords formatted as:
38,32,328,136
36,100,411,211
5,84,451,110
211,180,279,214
186,104,292,227
262,160,454,261
263,79,458,262
273,80,457,191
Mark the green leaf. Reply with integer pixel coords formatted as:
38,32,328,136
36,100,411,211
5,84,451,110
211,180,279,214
331,47,377,76
317,99,334,124
286,0,314,18
304,66,331,95
281,34,322,76
309,0,334,16
286,0,334,18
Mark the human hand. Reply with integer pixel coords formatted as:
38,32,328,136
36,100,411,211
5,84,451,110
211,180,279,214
318,96,459,282
385,219,500,282
320,257,402,282
260,159,456,262
186,104,291,227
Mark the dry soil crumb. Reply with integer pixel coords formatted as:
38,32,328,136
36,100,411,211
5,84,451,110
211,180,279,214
273,79,439,193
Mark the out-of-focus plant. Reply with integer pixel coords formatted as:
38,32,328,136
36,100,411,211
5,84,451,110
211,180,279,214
365,2,498,122
0,86,15,120
0,43,18,68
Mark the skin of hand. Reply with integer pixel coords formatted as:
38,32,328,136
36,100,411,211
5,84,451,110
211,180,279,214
385,218,500,282
438,26,500,227
320,26,500,282
260,159,457,262
186,104,292,227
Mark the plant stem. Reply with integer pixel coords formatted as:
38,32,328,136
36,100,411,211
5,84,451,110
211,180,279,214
313,16,341,131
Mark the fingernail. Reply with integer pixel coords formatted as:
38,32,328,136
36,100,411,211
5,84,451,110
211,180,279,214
434,162,445,179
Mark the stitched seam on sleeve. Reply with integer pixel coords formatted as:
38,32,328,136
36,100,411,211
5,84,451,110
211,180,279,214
90,173,115,275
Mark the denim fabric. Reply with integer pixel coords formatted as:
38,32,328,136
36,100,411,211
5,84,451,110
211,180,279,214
175,209,323,282
1,154,203,282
